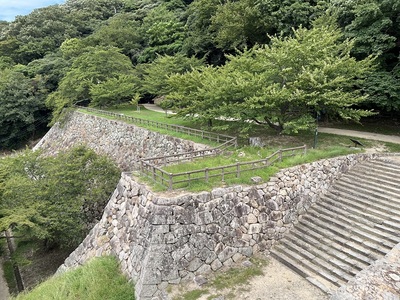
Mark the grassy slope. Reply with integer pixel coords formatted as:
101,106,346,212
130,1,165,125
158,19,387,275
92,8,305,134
13,256,134,300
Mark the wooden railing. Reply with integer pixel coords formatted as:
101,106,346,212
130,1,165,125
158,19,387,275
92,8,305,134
76,106,237,146
140,145,307,190
76,106,305,190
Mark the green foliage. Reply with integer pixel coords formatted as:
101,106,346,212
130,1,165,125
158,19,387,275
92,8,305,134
25,53,71,93
362,68,400,112
331,0,400,113
0,67,48,149
85,13,142,62
137,5,185,62
0,147,120,248
210,0,329,51
140,54,204,96
168,20,376,134
182,0,223,64
13,256,135,300
46,46,136,122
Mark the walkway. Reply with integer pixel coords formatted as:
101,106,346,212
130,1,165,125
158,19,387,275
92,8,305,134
319,127,400,144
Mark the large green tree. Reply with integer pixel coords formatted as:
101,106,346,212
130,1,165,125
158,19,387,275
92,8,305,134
331,0,400,113
140,53,204,96
0,68,48,149
167,20,375,134
0,146,120,248
46,46,136,121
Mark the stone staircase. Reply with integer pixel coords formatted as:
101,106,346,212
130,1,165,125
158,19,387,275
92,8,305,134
270,158,400,294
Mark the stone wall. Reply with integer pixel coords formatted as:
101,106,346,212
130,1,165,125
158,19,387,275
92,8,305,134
57,153,378,300
34,111,210,170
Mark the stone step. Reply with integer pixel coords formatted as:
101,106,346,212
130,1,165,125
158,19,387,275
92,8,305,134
334,179,400,206
351,163,400,181
301,213,383,259
290,228,368,272
364,159,400,172
319,195,400,243
341,173,400,196
294,224,373,267
284,234,358,279
326,189,400,220
270,158,400,294
338,179,400,203
270,245,344,291
344,171,400,192
314,200,399,247
327,195,400,227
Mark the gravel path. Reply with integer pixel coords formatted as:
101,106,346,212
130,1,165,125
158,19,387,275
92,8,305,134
0,258,10,300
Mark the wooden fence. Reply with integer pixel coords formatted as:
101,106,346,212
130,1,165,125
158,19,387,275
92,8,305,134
76,106,237,146
140,145,307,190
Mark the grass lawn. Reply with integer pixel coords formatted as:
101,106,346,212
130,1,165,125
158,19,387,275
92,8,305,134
13,256,134,300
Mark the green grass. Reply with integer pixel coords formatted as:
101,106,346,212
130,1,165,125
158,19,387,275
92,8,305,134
13,256,135,300
210,259,267,290
149,145,360,192
175,289,209,300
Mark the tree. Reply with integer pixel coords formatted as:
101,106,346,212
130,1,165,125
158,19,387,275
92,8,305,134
140,53,204,96
137,4,185,62
210,0,329,51
0,147,120,248
167,20,375,134
330,0,400,114
0,68,48,149
85,13,142,62
46,46,136,121
182,0,224,64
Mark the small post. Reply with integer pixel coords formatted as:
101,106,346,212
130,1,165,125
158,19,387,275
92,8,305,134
279,150,282,162
236,163,240,178
313,127,318,149
205,168,209,182
169,173,173,190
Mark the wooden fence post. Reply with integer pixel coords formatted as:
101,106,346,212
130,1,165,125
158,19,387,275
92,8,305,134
169,173,173,190
205,168,209,182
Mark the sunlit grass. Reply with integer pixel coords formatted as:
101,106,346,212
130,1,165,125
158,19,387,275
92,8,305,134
13,256,135,300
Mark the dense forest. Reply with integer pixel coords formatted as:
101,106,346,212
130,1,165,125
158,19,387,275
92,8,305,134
0,0,399,148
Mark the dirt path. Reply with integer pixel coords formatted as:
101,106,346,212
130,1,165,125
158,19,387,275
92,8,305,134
0,259,10,300
171,257,330,300
318,127,400,144
230,257,329,300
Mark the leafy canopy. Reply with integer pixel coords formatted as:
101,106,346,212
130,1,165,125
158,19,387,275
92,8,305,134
0,146,120,248
167,20,376,134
